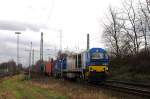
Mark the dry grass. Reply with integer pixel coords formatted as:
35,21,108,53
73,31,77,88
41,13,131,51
30,77,145,99
0,75,146,99
0,75,66,99
0,91,16,99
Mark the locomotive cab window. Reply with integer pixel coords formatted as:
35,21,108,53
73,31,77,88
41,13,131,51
91,52,104,59
104,53,108,59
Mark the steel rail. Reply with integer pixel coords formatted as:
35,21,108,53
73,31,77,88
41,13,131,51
103,80,150,97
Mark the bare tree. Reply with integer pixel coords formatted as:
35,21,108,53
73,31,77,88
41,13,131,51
122,0,141,54
146,0,150,13
103,7,125,57
138,0,150,50
103,0,150,57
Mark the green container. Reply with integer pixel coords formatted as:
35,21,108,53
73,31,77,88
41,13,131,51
40,64,45,72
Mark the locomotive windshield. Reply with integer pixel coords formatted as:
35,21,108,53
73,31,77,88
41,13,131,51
91,52,104,59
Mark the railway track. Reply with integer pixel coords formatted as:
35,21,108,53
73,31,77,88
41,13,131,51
0,72,15,78
102,80,150,97
53,77,150,97
23,72,150,98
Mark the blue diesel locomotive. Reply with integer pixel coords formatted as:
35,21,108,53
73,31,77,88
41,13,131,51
84,48,109,81
54,48,109,82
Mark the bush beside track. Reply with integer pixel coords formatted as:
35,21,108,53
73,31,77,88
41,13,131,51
109,50,150,83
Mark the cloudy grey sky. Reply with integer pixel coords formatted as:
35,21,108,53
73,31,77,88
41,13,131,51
0,0,122,66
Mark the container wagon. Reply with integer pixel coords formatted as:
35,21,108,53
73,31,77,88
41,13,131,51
54,53,67,78
45,58,54,76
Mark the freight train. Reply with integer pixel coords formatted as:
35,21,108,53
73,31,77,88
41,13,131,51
35,48,109,82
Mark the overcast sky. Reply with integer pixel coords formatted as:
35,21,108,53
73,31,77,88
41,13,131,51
0,0,122,66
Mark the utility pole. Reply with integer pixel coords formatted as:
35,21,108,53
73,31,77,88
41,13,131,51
77,51,78,68
75,44,79,68
29,42,32,78
59,29,63,77
25,48,36,66
15,32,21,66
32,49,34,66
40,32,43,62
87,33,90,50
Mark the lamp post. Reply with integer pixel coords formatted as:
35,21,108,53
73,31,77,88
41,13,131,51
15,32,21,66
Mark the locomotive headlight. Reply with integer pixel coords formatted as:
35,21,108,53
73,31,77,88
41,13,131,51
103,67,108,71
105,67,108,71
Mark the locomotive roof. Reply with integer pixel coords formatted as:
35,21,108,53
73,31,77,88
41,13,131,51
88,48,106,53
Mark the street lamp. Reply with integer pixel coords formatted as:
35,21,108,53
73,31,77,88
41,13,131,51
15,32,21,66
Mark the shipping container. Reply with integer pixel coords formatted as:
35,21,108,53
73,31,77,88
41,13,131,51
35,60,45,73
45,59,54,76
54,54,67,72
54,59,61,71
